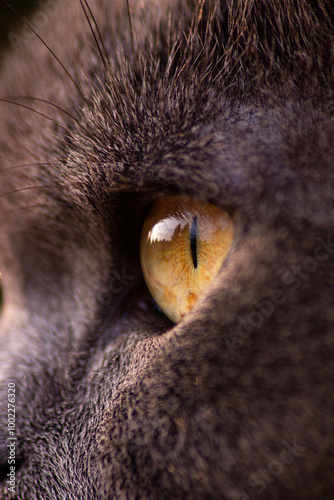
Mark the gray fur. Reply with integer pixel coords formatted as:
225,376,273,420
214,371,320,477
0,0,333,498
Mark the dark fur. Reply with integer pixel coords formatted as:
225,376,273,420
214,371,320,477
0,0,333,498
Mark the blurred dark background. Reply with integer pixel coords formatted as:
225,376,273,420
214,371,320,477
0,0,38,306
0,0,38,55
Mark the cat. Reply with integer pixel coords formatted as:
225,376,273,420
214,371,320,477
0,0,333,498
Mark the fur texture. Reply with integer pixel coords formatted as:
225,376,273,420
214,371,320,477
0,0,333,498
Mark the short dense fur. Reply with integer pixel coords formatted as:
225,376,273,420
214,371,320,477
0,0,333,498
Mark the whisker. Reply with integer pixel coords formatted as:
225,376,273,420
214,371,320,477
81,0,110,68
79,0,108,73
0,162,54,175
11,96,92,137
126,0,135,56
0,98,71,133
0,186,51,200
2,0,83,97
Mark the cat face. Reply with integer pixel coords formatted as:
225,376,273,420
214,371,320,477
0,1,333,498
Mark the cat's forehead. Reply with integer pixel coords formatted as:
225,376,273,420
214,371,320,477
0,0,333,224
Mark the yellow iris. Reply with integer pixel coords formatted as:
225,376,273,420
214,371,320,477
140,196,234,324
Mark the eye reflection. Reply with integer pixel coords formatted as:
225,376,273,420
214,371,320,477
140,196,234,324
148,217,188,243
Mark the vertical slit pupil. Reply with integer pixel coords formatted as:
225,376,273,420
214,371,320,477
190,216,198,269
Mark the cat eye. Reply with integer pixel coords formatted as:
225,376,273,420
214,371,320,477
140,196,234,323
